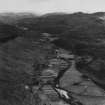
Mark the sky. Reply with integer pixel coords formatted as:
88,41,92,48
0,0,105,14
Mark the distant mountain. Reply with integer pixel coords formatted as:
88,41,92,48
0,12,38,24
92,12,105,16
15,12,104,33
41,12,69,17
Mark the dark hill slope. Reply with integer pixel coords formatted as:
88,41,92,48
16,12,104,34
0,23,23,43
0,36,55,105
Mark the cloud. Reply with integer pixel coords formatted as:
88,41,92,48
29,0,51,3
0,0,104,14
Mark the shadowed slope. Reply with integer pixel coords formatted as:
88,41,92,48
0,36,55,105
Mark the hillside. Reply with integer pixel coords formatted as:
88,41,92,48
0,34,56,105
0,12,105,105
